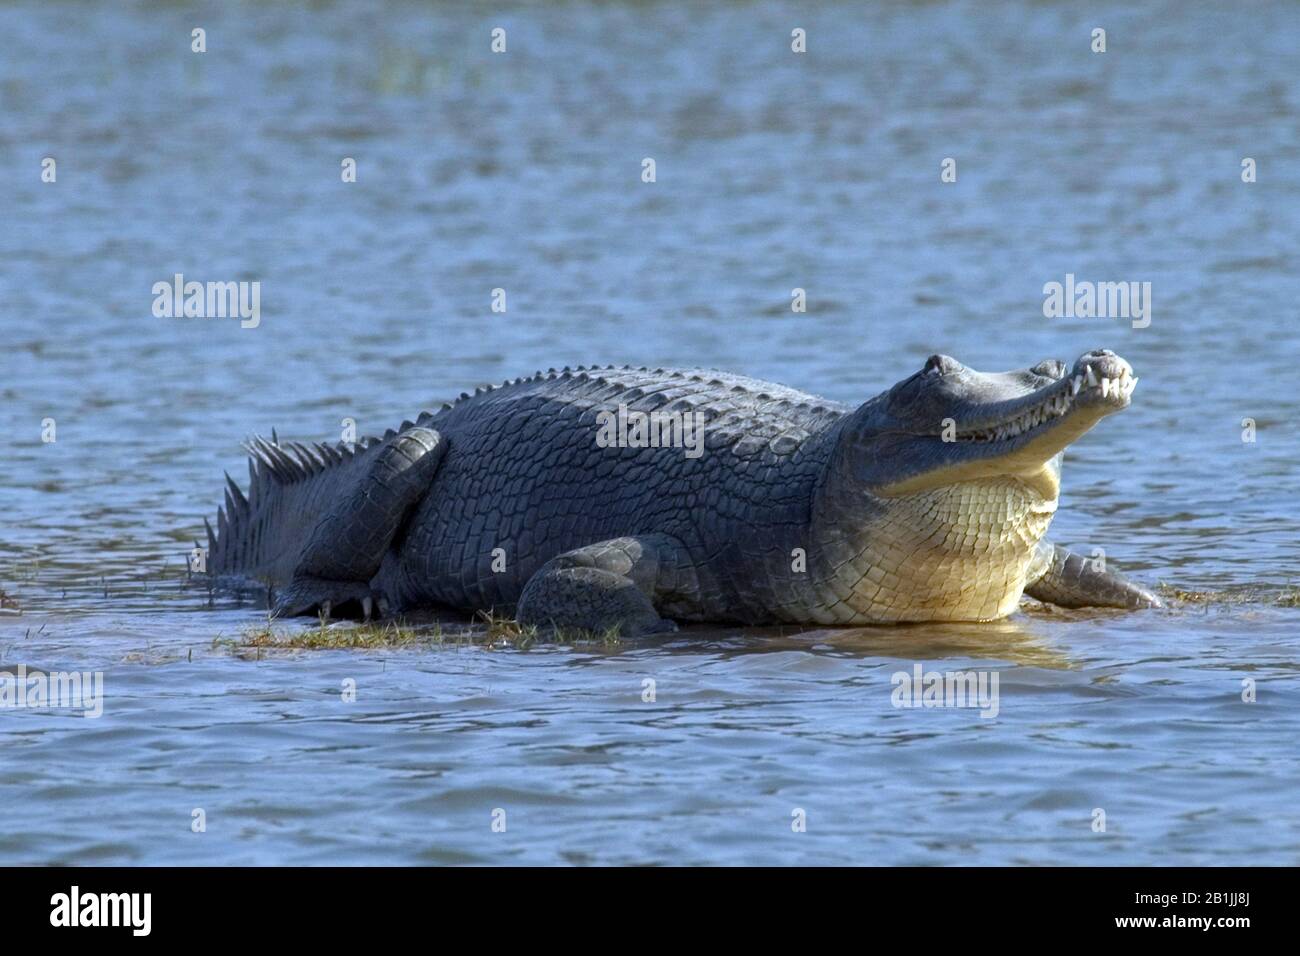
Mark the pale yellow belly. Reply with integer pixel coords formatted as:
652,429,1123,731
828,479,1057,623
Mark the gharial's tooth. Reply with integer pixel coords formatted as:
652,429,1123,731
1071,375,1082,396
1101,377,1113,397
1085,366,1100,388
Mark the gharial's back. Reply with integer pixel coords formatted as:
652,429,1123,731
388,365,850,612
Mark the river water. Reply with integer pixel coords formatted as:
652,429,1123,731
1,0,1298,864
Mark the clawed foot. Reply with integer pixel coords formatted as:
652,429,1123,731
1126,582,1164,609
516,567,679,638
273,577,381,622
530,616,679,640
1024,542,1165,610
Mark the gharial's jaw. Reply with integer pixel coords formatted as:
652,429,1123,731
870,350,1139,500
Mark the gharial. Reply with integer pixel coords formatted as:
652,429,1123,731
200,349,1162,635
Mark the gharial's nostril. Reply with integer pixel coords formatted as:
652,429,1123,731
1074,349,1133,380
923,354,961,375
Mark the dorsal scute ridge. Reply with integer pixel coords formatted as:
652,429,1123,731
240,433,376,487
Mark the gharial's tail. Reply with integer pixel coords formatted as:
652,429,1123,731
202,432,384,590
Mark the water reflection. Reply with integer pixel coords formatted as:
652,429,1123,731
660,614,1075,669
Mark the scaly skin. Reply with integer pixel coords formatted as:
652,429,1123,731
204,350,1162,634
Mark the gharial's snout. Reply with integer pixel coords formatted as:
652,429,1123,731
1068,349,1138,411
863,347,1143,498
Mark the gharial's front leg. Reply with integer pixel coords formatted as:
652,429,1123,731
1023,540,1162,610
515,534,700,637
274,427,446,619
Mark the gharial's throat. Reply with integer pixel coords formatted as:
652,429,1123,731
836,478,1059,623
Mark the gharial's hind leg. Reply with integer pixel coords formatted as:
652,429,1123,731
274,427,445,619
515,534,700,638
1023,540,1162,610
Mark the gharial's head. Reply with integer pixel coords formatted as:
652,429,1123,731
836,349,1139,502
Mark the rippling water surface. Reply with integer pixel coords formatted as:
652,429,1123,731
2,0,1298,865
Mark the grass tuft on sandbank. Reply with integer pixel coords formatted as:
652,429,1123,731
213,609,623,654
